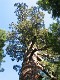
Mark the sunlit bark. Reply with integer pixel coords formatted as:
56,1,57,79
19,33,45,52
19,41,57,80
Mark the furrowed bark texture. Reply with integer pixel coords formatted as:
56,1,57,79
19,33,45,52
19,37,57,80
20,48,43,80
19,38,43,80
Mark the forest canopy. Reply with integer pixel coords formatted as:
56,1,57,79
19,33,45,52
37,0,60,18
6,3,60,80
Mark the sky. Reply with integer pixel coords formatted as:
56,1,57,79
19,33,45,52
0,0,54,80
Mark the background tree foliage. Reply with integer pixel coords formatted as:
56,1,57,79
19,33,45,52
0,29,6,72
37,0,60,18
6,3,60,80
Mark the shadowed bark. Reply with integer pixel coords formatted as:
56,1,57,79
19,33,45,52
19,37,57,80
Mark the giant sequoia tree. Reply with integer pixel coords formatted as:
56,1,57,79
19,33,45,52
6,3,60,80
0,29,6,72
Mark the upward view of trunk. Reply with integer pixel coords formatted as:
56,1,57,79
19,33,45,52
19,48,43,80
19,40,43,80
19,41,57,80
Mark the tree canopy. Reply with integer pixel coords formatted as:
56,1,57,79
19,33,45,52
0,29,6,72
37,0,60,18
6,3,60,80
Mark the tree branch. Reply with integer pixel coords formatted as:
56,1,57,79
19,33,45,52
29,45,51,61
25,36,36,55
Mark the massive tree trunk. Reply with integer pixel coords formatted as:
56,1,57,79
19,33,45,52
19,39,43,80
19,48,43,80
19,40,57,80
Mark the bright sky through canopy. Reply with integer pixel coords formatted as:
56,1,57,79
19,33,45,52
0,0,54,80
0,0,38,31
0,0,38,80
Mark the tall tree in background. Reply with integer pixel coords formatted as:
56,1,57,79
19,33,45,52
37,0,60,18
6,3,60,80
0,29,6,72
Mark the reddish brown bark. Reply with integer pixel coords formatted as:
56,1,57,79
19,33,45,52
19,39,57,80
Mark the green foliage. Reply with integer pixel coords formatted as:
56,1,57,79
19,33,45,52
0,29,6,72
0,29,6,62
6,3,45,61
37,0,60,18
6,3,60,79
49,23,60,53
